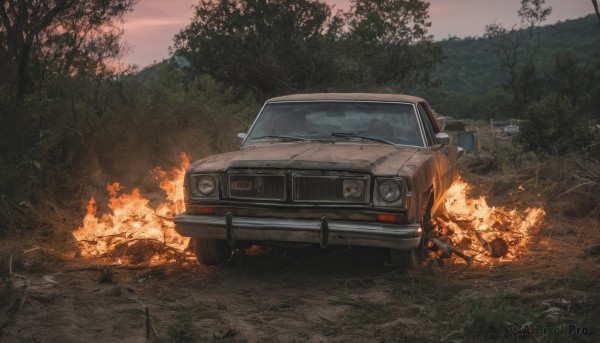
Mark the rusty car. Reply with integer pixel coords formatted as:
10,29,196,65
174,93,461,267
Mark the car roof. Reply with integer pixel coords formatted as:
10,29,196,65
266,93,425,104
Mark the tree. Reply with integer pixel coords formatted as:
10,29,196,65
0,0,136,206
174,0,443,96
484,0,552,117
38,0,137,78
0,0,75,104
548,52,581,104
0,0,136,104
344,0,443,90
174,0,343,96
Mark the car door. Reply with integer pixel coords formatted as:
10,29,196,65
416,102,458,209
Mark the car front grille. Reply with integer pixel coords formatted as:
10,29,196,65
228,173,286,201
226,170,369,203
293,174,369,203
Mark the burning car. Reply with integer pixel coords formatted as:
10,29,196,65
174,93,462,267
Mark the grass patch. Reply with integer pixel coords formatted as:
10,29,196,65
165,300,226,343
215,299,228,311
566,264,599,291
188,301,219,320
0,279,14,309
167,311,199,343
333,298,393,326
446,288,541,342
576,301,600,342
391,271,464,304
460,289,518,339
118,307,145,317
16,249,65,272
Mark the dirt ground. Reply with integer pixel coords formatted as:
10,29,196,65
1,209,599,343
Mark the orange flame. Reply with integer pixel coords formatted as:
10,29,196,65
73,153,191,263
434,177,545,263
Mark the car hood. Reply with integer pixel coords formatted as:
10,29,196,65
188,142,427,176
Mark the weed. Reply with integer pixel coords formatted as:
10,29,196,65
567,264,598,291
335,298,392,326
167,311,198,343
458,288,533,341
98,268,116,284
576,300,600,342
165,301,222,343
18,249,64,272
391,272,462,304
215,299,228,311
0,279,13,309
189,301,218,320
118,308,145,317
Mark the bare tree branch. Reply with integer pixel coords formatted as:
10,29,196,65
592,0,600,25
0,0,76,103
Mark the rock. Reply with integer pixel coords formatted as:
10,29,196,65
542,298,571,310
41,275,58,287
583,244,600,256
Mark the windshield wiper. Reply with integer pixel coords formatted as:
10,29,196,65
330,132,396,146
250,135,308,141
251,135,335,143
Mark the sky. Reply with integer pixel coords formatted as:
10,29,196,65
121,0,595,68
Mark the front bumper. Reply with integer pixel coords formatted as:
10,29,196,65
174,214,422,250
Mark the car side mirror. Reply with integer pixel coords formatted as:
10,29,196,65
237,132,247,145
435,132,450,146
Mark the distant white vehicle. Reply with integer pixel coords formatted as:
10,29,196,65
502,125,520,136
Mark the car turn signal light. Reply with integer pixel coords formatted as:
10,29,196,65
377,214,398,223
190,207,215,215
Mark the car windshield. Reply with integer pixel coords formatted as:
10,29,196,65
244,101,424,147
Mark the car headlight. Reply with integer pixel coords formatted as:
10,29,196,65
343,179,364,198
378,179,401,202
197,176,216,195
190,174,220,200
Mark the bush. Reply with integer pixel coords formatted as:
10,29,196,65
517,96,595,156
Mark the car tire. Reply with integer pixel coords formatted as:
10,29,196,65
190,237,226,265
422,208,434,234
390,249,416,268
420,198,437,253
390,205,434,268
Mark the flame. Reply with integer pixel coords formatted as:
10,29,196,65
73,162,542,265
433,177,545,263
73,153,191,263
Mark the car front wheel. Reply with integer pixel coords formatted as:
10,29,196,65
390,249,416,268
390,205,434,268
190,237,227,265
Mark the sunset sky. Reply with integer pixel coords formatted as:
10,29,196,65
122,0,595,68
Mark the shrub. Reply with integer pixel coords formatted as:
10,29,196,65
517,96,595,156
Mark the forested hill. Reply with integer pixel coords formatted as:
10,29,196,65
433,14,600,98
138,14,599,100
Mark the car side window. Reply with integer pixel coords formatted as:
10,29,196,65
417,103,436,146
